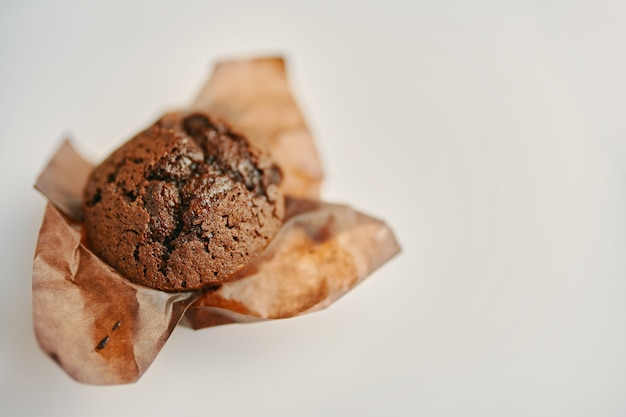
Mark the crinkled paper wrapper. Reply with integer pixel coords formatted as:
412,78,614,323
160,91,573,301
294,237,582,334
33,57,400,385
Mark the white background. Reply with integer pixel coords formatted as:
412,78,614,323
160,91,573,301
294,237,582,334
2,1,625,416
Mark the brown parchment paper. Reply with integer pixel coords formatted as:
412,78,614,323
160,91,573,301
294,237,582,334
34,140,92,220
182,199,400,329
33,56,400,385
33,202,198,385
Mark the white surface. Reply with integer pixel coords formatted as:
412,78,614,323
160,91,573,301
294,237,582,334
2,1,625,416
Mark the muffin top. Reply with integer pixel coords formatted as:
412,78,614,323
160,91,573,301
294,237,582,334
83,112,284,291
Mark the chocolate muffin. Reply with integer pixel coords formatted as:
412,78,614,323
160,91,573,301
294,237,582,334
83,112,284,291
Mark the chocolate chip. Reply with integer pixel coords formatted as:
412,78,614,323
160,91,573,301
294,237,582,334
95,335,110,351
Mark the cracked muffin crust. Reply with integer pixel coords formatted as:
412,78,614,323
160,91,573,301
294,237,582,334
83,112,284,291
